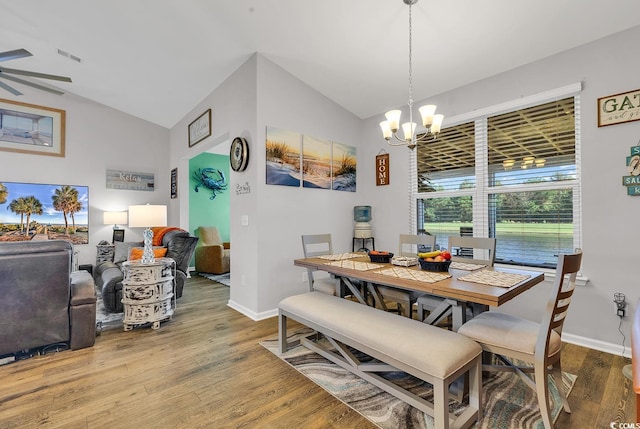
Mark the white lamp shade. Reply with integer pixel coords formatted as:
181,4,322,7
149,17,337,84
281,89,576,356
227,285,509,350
128,205,167,228
379,121,392,139
418,104,437,127
384,110,402,132
103,211,128,225
430,114,444,134
401,122,416,141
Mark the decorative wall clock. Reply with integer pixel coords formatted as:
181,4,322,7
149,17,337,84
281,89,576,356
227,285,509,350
230,137,249,172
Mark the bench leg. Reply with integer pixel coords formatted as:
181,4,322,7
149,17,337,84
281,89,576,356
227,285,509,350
433,379,449,429
278,311,288,354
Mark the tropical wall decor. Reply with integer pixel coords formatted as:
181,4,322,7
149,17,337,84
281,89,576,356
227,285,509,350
0,181,89,244
266,126,356,192
189,152,230,243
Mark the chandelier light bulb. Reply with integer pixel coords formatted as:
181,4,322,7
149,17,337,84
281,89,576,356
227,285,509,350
418,104,436,127
380,121,392,140
401,122,416,141
385,110,402,132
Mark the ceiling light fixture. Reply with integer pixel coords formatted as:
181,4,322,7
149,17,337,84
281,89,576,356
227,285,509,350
379,0,444,150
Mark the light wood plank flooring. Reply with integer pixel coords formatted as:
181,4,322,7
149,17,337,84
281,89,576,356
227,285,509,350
0,275,634,428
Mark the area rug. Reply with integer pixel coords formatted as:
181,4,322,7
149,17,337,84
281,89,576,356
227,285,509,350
95,289,123,332
261,330,576,429
198,272,230,286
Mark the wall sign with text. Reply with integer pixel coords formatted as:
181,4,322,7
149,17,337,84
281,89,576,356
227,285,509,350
376,152,389,186
623,144,640,196
598,88,640,127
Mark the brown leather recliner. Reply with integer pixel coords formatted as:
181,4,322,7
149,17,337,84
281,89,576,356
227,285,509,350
0,240,97,356
194,226,230,274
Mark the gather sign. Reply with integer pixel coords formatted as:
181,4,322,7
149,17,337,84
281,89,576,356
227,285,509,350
598,88,640,127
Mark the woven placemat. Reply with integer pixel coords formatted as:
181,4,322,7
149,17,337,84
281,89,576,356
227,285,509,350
376,267,451,283
458,270,530,288
317,253,362,261
449,261,486,271
324,260,383,271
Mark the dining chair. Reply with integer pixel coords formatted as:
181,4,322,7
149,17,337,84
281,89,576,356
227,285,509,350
457,249,582,429
416,236,497,326
372,234,436,318
301,234,338,296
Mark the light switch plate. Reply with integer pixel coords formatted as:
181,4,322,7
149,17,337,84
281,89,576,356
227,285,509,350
241,215,249,226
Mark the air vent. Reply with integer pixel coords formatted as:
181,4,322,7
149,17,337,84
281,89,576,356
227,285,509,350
57,48,82,63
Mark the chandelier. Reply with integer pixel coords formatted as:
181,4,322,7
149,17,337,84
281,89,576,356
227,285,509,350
379,0,444,150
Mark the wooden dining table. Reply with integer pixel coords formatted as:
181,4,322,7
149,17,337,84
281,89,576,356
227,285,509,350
294,253,545,331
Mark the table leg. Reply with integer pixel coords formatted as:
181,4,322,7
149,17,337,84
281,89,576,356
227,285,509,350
366,283,388,311
341,277,368,305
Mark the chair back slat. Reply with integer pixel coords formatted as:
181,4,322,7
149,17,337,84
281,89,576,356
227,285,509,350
399,234,436,257
302,234,333,258
448,236,496,267
537,249,582,355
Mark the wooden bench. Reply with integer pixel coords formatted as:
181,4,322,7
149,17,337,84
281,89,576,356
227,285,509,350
279,292,483,429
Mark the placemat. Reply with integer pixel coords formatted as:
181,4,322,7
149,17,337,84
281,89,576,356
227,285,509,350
324,260,383,271
317,253,362,261
375,267,451,283
458,270,531,288
449,261,486,271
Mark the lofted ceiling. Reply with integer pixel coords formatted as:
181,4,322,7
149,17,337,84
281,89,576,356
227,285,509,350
0,0,639,129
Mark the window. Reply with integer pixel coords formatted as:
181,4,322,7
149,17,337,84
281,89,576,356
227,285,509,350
413,84,581,268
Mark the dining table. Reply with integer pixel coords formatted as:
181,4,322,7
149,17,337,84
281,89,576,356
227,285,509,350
294,252,545,331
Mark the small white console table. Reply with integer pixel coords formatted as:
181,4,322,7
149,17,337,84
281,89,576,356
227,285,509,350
121,257,176,331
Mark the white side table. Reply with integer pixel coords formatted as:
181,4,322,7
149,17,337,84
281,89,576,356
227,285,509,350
121,257,176,331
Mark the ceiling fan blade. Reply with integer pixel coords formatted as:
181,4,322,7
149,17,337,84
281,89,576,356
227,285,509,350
0,79,23,96
0,74,64,95
0,48,32,62
0,66,72,82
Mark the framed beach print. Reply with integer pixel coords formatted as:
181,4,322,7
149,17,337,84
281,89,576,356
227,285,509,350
0,98,66,157
188,109,211,147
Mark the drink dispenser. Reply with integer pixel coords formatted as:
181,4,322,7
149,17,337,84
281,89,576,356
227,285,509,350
353,206,372,238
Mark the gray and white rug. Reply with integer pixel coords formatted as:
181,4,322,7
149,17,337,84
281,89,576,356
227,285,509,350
262,330,576,429
95,290,123,332
197,272,230,286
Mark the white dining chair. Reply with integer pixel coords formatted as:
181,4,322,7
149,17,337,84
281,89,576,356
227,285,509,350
372,234,436,318
301,234,338,296
458,249,582,429
416,236,496,326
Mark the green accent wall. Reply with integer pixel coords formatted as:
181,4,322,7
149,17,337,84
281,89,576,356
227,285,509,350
189,153,230,241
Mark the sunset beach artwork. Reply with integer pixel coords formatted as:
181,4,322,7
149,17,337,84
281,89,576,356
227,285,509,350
302,135,332,189
266,126,301,187
331,142,357,192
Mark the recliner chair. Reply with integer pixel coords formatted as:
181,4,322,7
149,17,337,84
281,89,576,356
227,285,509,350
194,226,230,274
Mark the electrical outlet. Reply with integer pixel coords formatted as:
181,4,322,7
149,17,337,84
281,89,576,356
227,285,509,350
614,292,626,317
302,272,308,283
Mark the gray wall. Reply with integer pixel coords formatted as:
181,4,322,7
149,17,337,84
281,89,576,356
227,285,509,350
0,90,169,267
358,25,640,354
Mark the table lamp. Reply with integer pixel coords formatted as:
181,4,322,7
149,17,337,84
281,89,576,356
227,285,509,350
128,204,167,263
103,211,128,243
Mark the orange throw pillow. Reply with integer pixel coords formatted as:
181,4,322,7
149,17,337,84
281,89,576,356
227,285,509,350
129,247,168,261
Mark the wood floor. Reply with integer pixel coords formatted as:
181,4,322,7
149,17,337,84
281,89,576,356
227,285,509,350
0,275,634,428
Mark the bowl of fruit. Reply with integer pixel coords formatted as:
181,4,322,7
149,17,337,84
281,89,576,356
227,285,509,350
418,250,452,272
368,250,394,263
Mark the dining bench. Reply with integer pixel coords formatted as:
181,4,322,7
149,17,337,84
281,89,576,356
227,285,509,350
278,292,483,429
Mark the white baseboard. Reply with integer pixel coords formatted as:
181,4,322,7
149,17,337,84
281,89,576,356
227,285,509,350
227,300,278,321
562,332,630,358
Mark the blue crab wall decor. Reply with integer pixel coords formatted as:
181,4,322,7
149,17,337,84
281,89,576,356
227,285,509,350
193,168,228,200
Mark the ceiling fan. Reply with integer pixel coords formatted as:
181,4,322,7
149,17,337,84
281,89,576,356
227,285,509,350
0,48,72,96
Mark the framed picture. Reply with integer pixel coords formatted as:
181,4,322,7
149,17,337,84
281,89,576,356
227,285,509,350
170,167,178,198
0,98,66,157
106,169,155,191
112,229,125,243
188,109,211,147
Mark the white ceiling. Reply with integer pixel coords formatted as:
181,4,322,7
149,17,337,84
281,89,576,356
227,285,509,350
1,0,639,129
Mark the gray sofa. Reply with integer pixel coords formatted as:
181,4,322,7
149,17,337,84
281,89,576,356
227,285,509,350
0,240,97,357
94,229,198,313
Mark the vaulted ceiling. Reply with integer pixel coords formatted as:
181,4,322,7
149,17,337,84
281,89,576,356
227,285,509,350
1,1,639,129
